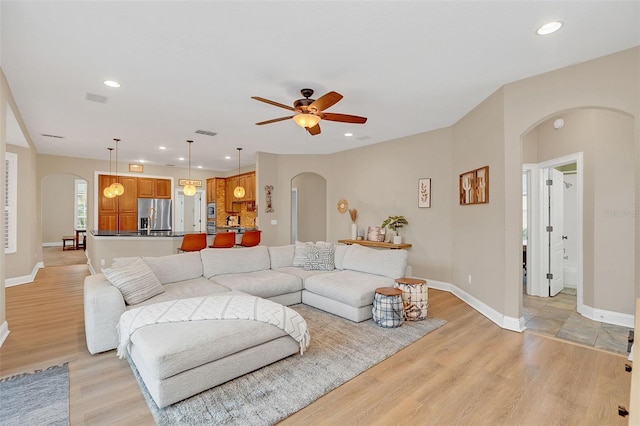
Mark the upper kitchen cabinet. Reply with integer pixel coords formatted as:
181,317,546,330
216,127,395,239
206,178,217,204
119,177,138,213
98,174,118,214
138,177,172,199
245,172,256,201
225,177,240,212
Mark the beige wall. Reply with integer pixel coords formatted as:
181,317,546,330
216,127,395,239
258,126,454,282
42,173,83,244
451,88,507,314
525,108,635,314
503,47,639,318
292,172,326,242
257,47,639,321
2,67,39,333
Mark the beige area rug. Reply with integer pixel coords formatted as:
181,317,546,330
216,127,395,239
42,246,88,267
129,304,446,426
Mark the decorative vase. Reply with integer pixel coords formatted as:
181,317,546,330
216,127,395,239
393,235,402,245
351,223,357,240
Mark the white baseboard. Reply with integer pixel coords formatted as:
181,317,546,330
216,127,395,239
423,277,633,331
0,321,10,347
423,278,526,332
581,304,635,328
43,242,63,247
5,262,44,287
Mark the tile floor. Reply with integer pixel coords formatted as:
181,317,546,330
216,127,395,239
523,289,632,356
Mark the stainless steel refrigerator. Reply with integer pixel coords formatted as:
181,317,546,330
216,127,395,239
138,198,172,231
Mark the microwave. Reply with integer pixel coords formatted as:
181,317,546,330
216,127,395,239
207,203,216,219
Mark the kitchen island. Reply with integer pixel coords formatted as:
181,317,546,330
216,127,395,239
86,228,258,274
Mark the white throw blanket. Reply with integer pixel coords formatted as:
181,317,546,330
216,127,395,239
117,294,310,358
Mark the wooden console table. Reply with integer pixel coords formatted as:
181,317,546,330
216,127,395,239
337,239,412,249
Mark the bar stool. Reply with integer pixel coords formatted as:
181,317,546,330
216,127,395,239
177,233,207,253
209,232,236,248
238,230,261,247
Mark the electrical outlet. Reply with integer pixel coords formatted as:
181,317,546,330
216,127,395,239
271,219,277,225
101,259,105,266
468,275,472,284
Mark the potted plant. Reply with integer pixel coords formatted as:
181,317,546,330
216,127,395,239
381,215,408,244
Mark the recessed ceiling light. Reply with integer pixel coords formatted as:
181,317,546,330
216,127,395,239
197,165,203,169
344,132,353,137
103,80,121,88
139,159,145,163
536,21,563,36
159,146,166,150
178,157,185,161
225,156,232,160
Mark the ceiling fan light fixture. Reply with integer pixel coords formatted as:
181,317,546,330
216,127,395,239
293,113,320,129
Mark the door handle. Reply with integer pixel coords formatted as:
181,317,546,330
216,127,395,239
562,235,568,240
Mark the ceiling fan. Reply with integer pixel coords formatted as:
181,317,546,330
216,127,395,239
251,88,367,135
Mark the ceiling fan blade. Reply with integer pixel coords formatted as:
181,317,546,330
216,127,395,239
321,112,368,124
309,91,343,112
255,116,294,125
306,124,321,135
251,96,295,111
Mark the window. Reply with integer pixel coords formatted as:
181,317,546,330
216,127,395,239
5,152,17,253
75,179,87,230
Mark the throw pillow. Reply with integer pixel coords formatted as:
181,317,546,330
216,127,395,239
292,241,312,267
102,257,164,305
304,243,335,271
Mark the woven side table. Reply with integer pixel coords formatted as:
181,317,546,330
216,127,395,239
372,287,404,328
394,277,428,321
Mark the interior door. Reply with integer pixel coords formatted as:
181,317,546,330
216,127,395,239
543,168,565,296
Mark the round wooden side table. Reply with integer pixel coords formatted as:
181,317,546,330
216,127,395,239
394,277,428,321
372,287,404,328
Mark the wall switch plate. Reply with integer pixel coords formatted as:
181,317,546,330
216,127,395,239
468,275,472,284
271,219,277,225
101,259,105,266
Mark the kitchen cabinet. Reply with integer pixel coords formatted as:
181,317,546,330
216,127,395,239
225,177,240,212
98,174,147,231
155,179,171,198
138,177,172,199
98,175,118,214
245,172,256,201
206,178,217,204
119,177,138,213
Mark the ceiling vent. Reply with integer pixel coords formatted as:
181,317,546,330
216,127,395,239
86,93,108,103
195,130,217,137
41,133,64,139
356,135,371,141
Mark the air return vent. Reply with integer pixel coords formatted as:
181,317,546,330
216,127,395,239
195,130,217,137
86,93,108,103
41,133,64,139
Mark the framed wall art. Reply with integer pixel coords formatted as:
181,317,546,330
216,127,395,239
459,166,489,205
418,178,431,208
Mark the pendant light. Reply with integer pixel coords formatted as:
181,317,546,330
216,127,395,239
183,140,196,196
103,147,116,199
109,138,125,196
233,147,245,198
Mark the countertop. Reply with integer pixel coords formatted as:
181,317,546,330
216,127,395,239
91,227,259,237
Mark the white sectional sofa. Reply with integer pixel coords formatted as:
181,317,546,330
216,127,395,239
83,242,408,407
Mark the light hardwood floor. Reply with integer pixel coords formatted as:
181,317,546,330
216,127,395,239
0,263,631,425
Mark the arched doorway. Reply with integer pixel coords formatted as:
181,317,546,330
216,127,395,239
42,174,88,245
291,172,327,242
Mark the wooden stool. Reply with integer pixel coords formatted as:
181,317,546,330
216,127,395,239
62,236,76,250
372,287,404,328
394,277,428,321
